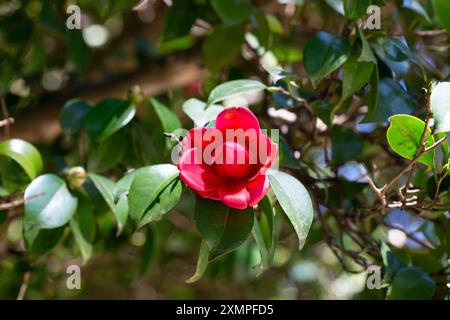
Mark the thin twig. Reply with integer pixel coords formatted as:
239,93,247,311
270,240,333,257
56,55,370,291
16,271,31,300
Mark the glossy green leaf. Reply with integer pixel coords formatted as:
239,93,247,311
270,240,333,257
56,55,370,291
195,197,254,260
182,98,223,127
268,169,313,249
24,174,77,230
386,267,436,300
186,240,210,283
89,173,127,234
87,131,127,172
59,98,91,134
207,79,267,106
211,0,252,25
304,31,350,88
128,164,181,229
331,126,364,164
0,139,43,180
341,46,374,101
365,78,417,123
150,98,182,133
430,82,450,133
387,114,435,167
84,99,136,142
344,0,370,20
203,24,245,73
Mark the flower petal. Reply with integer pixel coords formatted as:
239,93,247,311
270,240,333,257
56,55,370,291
246,174,269,207
218,182,250,210
216,106,260,134
181,127,222,152
178,148,223,192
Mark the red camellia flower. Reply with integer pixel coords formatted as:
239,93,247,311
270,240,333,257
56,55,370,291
178,106,278,210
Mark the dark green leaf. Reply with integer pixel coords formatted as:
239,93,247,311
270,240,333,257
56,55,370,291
304,32,350,88
365,78,417,123
87,131,127,172
70,198,96,264
84,99,136,142
202,24,245,73
211,0,252,25
386,267,436,300
433,0,450,33
163,0,196,40
383,38,412,62
195,197,254,260
330,126,364,164
344,0,370,20
342,46,374,101
60,98,91,134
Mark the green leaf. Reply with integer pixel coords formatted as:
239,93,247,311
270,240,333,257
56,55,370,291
182,98,223,127
268,169,313,249
69,197,96,264
356,26,377,63
24,227,65,256
24,174,77,230
0,139,43,180
381,242,405,281
202,24,245,73
252,197,275,275
383,38,412,62
186,240,210,283
341,46,374,101
430,82,450,133
195,197,254,260
128,164,181,229
150,98,182,133
87,131,127,172
387,114,435,167
330,126,364,164
211,0,252,25
67,29,91,70
162,0,196,40
344,0,370,20
303,31,350,88
84,99,136,142
59,98,91,134
89,173,127,234
365,78,417,123
386,267,436,300
207,79,267,106
433,0,450,33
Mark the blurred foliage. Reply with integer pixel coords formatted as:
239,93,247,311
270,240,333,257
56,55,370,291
0,0,450,300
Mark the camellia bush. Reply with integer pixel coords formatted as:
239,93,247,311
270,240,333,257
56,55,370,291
0,0,449,299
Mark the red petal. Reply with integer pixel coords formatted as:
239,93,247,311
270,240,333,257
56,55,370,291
178,148,223,192
216,106,260,134
246,174,269,207
181,127,222,153
218,182,250,210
